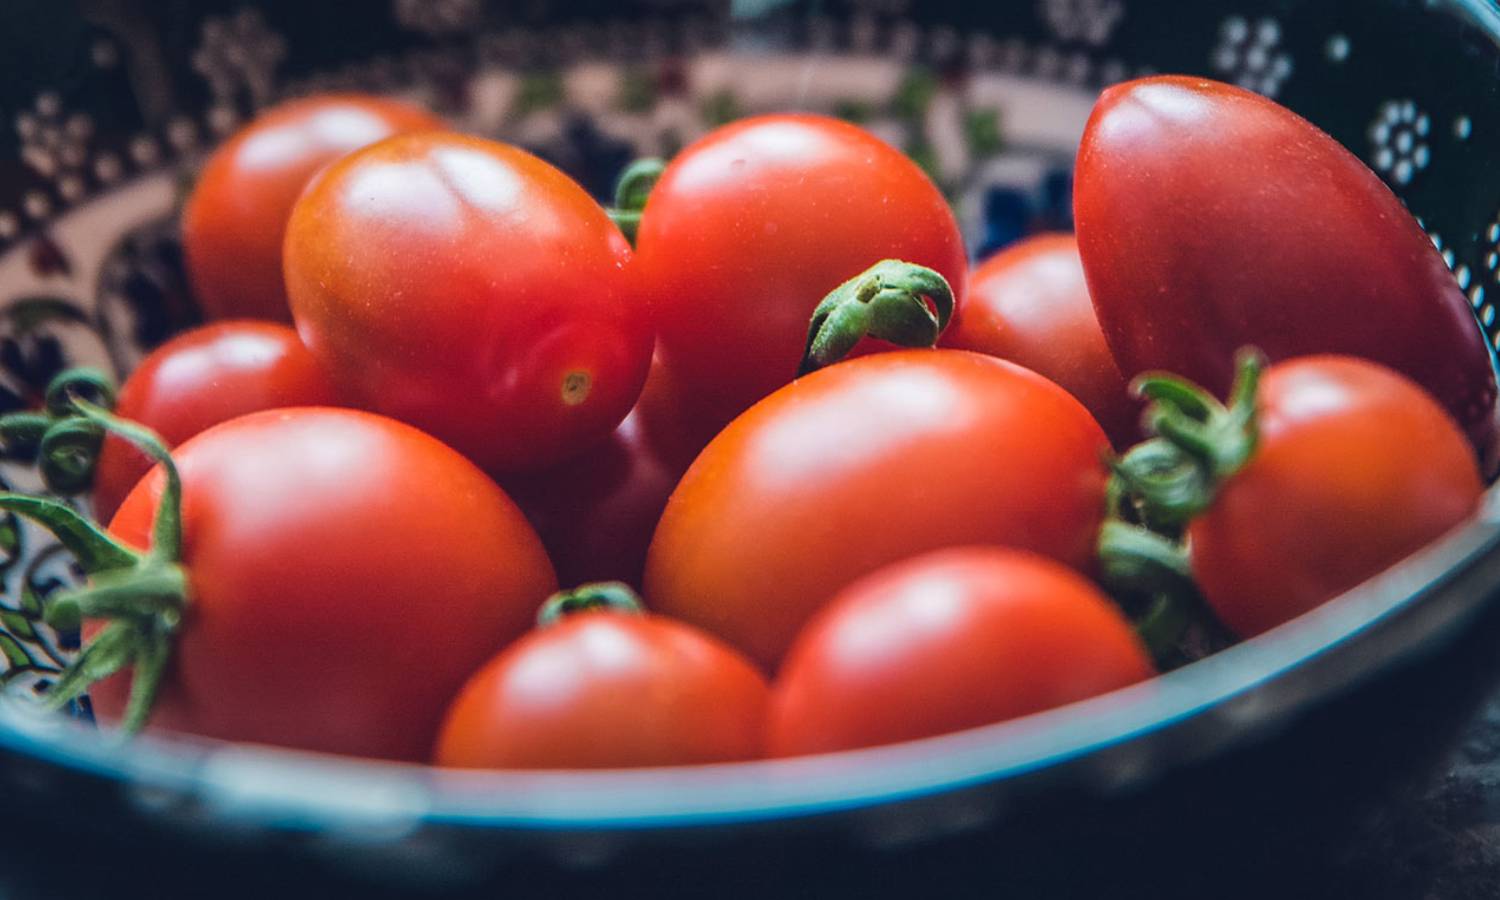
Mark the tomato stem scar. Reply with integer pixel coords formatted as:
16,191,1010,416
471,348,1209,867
561,371,592,406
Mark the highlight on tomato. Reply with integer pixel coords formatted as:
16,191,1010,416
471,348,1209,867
284,131,652,474
0,406,556,761
435,583,768,769
767,547,1154,757
182,94,443,323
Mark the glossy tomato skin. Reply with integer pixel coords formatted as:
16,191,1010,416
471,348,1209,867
434,612,769,769
768,547,1153,757
1075,77,1499,464
91,321,339,521
285,132,651,474
91,408,557,761
942,233,1136,447
182,94,442,323
635,114,969,430
644,349,1110,669
1191,357,1482,638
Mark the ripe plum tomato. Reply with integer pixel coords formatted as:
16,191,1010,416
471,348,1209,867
942,234,1136,447
644,349,1109,669
767,547,1154,757
434,588,768,769
1188,356,1482,638
1075,76,1499,464
182,94,441,323
285,132,652,474
91,321,338,521
635,114,968,430
88,408,557,760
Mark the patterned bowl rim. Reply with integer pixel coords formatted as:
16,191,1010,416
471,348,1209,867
0,0,1498,836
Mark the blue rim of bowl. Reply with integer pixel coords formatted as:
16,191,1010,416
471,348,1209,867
0,0,1498,836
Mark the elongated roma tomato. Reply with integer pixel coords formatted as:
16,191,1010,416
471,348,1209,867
91,408,556,761
92,321,338,521
1190,356,1482,637
768,547,1153,757
644,350,1109,669
183,94,442,322
635,114,968,430
435,598,768,769
285,132,651,474
942,233,1136,446
1074,76,1498,463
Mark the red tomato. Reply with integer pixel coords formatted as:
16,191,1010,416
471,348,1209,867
942,233,1136,447
1190,356,1482,637
644,349,1109,669
768,547,1153,757
182,94,442,323
635,114,969,430
284,132,652,474
1075,76,1498,465
91,321,338,521
501,401,682,591
434,608,768,769
91,408,556,760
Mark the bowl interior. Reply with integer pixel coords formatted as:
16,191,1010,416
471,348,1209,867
0,0,1498,831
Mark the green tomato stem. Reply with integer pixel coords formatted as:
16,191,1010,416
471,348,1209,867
798,260,955,376
607,157,666,246
537,581,646,627
0,401,188,735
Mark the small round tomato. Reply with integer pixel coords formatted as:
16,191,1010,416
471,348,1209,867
768,547,1154,757
942,233,1136,447
89,408,556,760
1189,356,1482,637
644,349,1109,669
183,94,442,323
91,321,338,521
284,132,652,474
635,114,968,430
1075,76,1498,464
434,588,768,769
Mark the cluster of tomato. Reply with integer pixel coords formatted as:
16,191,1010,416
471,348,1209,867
2,75,1490,770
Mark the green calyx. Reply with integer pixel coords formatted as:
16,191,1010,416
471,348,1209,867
537,581,646,628
0,398,187,735
0,367,118,496
1098,348,1266,664
607,157,666,247
798,260,956,376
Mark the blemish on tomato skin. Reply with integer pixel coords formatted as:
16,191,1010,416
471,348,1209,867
562,370,592,406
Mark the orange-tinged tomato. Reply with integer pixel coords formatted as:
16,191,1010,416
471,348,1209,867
435,610,768,769
644,349,1109,669
768,547,1154,756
